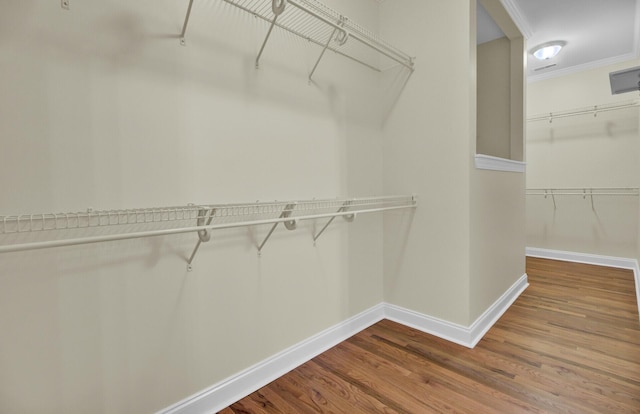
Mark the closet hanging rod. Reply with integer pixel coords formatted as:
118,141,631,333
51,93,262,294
527,100,639,123
526,188,638,211
0,195,417,254
526,187,639,196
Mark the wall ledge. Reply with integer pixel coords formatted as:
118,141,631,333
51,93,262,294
475,154,526,173
158,275,529,413
526,247,640,319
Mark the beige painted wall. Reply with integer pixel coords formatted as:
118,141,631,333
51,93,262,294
0,1,385,412
381,0,526,326
470,0,526,322
470,170,526,320
477,37,511,159
381,0,473,325
526,60,640,258
0,0,528,412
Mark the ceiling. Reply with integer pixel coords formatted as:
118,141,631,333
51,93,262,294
478,0,640,81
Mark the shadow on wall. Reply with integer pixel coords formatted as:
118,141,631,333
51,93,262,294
381,65,414,128
527,112,638,143
8,1,411,128
383,208,416,297
527,195,639,258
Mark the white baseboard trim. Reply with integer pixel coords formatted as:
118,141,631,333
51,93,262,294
469,273,529,347
158,274,530,413
526,247,640,319
158,304,386,414
385,273,528,348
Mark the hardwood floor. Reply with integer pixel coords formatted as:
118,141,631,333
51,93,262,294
220,258,640,413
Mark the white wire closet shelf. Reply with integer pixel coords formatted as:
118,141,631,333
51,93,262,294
527,100,640,123
527,187,640,197
0,195,417,270
526,188,639,210
180,0,415,79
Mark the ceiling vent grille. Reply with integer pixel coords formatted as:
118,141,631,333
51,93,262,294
610,66,640,95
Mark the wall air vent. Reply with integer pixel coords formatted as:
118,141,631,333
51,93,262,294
609,66,640,95
534,64,557,72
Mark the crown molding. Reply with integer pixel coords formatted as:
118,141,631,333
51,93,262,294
499,0,533,39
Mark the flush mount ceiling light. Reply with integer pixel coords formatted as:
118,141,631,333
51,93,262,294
531,41,566,60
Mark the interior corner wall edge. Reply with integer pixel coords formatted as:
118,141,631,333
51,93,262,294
470,167,527,322
380,0,474,327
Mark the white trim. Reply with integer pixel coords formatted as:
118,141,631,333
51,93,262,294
385,273,528,348
634,0,640,58
499,0,533,39
384,303,474,348
475,154,526,173
157,304,385,414
158,274,529,413
468,273,529,346
528,52,640,83
526,247,638,270
525,247,640,319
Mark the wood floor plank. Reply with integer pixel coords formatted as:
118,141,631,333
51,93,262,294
349,329,544,413
295,361,402,414
222,258,640,413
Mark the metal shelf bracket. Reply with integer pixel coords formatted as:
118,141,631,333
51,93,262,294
544,189,557,210
187,207,216,271
257,202,296,256
180,0,195,46
255,0,287,68
308,16,348,82
583,188,595,211
313,201,354,245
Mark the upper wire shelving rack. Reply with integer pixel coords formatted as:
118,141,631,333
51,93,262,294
0,195,417,270
180,0,414,79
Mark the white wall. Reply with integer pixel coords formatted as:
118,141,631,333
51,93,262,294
0,1,386,413
526,60,640,258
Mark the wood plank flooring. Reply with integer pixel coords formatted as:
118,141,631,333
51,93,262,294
220,258,640,413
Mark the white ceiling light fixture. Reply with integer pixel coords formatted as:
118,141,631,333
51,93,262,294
531,41,566,60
